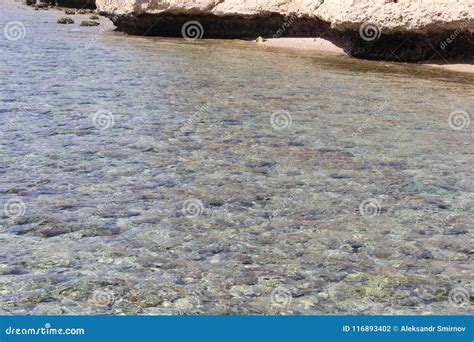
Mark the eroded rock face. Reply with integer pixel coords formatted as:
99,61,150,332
96,0,473,31
99,0,473,61
111,14,332,39
319,0,473,34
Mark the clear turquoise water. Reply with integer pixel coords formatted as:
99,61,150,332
0,0,472,314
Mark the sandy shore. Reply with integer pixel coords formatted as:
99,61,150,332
422,61,474,74
262,37,474,74
263,37,349,55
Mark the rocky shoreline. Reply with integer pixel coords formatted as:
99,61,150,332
23,0,474,62
99,0,474,62
115,14,474,62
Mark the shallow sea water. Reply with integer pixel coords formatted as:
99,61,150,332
0,0,473,314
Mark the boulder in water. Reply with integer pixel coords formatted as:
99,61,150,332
80,20,100,26
57,17,75,24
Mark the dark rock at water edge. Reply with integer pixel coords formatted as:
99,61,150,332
80,20,100,26
111,13,331,39
110,13,474,62
348,31,474,62
57,17,74,24
33,2,49,9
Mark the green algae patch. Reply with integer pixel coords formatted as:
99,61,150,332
354,275,407,299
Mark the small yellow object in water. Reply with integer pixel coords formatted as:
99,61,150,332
256,36,264,43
